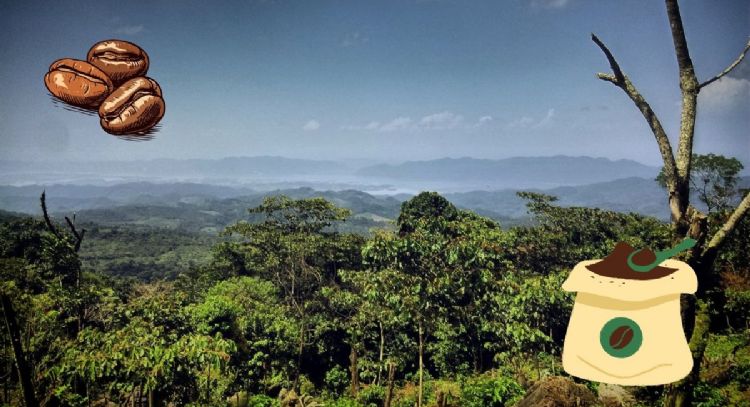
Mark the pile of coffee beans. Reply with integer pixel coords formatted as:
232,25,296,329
44,40,165,136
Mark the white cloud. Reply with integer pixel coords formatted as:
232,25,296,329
535,108,555,127
380,117,413,132
341,31,369,47
341,121,381,131
508,116,535,128
700,77,750,111
507,108,555,129
475,115,494,127
115,25,145,35
531,0,570,9
302,120,320,131
419,111,464,130
342,111,471,132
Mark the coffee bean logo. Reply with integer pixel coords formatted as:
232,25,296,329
609,325,635,349
600,317,642,358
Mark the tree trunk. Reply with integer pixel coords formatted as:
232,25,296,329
418,320,424,407
377,321,384,386
384,362,396,407
349,346,360,397
148,389,162,407
295,322,305,389
663,300,710,407
1,294,37,407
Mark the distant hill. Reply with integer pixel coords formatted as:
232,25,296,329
2,155,661,191
357,156,660,189
0,178,669,231
0,156,350,185
4,176,745,228
446,177,670,220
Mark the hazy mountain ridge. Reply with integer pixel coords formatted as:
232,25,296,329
0,177,670,228
357,156,660,188
4,156,744,229
0,156,351,187
3,176,746,224
1,155,660,190
445,176,670,219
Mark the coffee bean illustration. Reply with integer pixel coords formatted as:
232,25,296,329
609,325,635,349
45,59,114,109
99,77,165,135
88,40,149,85
600,317,642,358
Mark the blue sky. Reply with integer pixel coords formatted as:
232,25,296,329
1,0,748,165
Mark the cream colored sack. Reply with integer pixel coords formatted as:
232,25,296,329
562,258,696,386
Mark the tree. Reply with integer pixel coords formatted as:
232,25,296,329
219,196,364,389
189,276,298,395
590,1,750,405
364,192,512,407
656,154,744,213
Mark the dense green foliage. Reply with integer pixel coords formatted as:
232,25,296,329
656,153,745,213
79,225,215,281
1,191,748,406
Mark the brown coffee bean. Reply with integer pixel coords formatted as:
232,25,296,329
609,325,635,349
87,40,149,85
98,77,165,135
44,59,113,109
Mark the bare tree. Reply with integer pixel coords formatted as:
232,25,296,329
591,1,749,406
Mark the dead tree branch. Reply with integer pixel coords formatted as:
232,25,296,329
591,34,679,198
703,192,750,259
40,191,62,239
699,39,750,89
64,216,86,252
40,192,86,252
591,34,625,83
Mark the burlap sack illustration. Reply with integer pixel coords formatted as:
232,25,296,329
561,241,697,386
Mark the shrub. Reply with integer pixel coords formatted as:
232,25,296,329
693,382,728,407
460,372,525,407
326,398,361,407
247,394,278,407
325,365,350,396
356,385,385,407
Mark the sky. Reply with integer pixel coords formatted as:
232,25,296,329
0,0,748,166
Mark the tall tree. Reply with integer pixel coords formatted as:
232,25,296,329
590,1,750,405
220,196,363,389
656,154,745,214
364,192,511,407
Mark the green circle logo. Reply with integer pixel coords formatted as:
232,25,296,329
600,317,643,358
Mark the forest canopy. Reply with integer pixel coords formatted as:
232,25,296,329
1,189,748,406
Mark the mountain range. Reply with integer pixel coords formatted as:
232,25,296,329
3,156,745,230
356,156,660,189
1,155,661,191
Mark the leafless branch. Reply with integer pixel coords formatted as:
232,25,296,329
699,39,750,89
591,33,679,192
64,216,86,252
666,0,695,75
40,191,86,251
40,191,61,239
64,217,79,240
596,73,618,84
592,34,625,84
703,192,750,259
